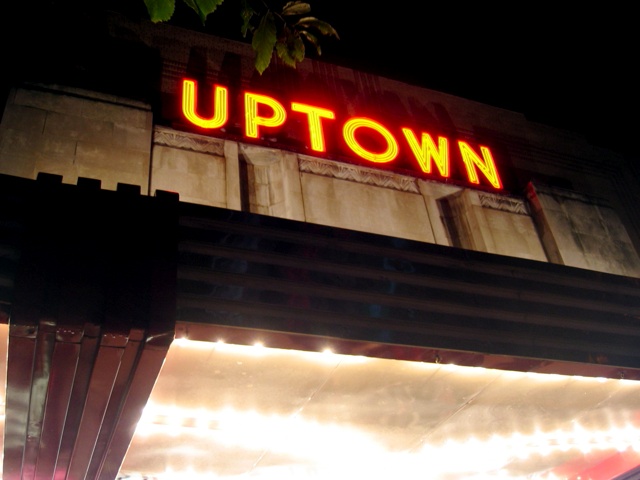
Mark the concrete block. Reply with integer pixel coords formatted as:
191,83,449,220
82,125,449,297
1,104,47,134
76,142,149,179
251,183,271,208
224,141,241,211
114,124,153,152
417,180,462,247
485,208,511,232
540,210,580,251
267,176,285,205
269,202,287,217
252,164,271,185
14,88,85,116
564,199,606,236
0,150,36,178
0,128,37,157
34,139,76,173
82,101,151,130
301,173,435,243
150,145,227,206
422,196,451,246
281,152,305,221
39,134,77,158
44,112,114,144
240,144,282,166
0,129,39,177
599,205,635,242
557,248,589,270
617,244,640,277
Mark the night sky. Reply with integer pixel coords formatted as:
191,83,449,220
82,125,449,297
306,3,638,158
4,1,637,157
192,1,637,157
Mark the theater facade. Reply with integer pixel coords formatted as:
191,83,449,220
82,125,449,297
1,7,640,480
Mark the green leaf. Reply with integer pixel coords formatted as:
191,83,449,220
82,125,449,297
144,0,176,22
296,17,339,39
282,1,311,16
299,30,320,55
252,11,277,74
182,0,224,24
275,32,305,67
240,0,257,37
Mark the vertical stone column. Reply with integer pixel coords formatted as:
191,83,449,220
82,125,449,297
239,144,305,221
527,182,640,277
438,188,548,261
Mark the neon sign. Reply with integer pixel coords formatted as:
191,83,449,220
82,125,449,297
181,79,503,190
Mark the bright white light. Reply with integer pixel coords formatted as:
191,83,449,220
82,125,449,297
119,338,640,480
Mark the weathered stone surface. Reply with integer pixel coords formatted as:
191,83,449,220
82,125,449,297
0,85,153,192
417,180,463,246
44,111,115,144
224,141,241,211
150,145,227,207
239,144,305,220
527,182,640,276
301,173,436,243
439,189,547,261
14,87,86,116
1,104,47,134
114,123,153,151
1,67,639,281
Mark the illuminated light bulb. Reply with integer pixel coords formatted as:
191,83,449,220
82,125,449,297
195,409,210,431
139,402,158,427
578,439,592,454
173,336,189,347
623,423,638,441
133,422,154,437
538,442,552,457
165,407,184,435
615,441,630,452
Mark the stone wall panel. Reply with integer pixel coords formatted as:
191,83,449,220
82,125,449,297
300,172,436,243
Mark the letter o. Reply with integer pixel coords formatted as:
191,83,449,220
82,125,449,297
342,118,399,163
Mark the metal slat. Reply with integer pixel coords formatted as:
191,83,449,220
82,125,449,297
176,204,640,377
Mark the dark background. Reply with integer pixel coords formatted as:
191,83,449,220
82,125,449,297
185,1,638,157
316,3,637,158
3,1,637,158
309,3,637,158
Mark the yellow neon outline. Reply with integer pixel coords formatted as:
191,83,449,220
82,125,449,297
182,79,228,129
458,141,503,189
401,128,449,177
342,118,398,163
244,92,287,138
291,103,336,152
